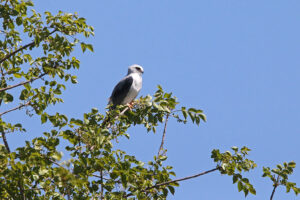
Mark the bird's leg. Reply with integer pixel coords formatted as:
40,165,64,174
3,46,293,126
127,101,135,109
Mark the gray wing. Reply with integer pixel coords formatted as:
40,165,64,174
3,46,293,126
109,75,133,105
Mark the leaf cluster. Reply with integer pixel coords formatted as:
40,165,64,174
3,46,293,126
211,146,257,196
263,161,300,195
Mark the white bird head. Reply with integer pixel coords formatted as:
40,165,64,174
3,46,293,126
127,64,144,75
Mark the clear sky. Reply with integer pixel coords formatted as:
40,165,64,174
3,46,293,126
4,0,300,199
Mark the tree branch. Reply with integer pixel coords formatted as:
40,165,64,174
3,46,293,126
101,106,129,129
100,170,104,200
125,167,219,198
0,101,30,117
0,29,57,64
92,174,109,181
270,175,280,200
158,113,169,157
0,73,46,93
18,178,25,200
1,131,10,153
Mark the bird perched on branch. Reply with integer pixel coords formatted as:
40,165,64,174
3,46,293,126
108,64,144,108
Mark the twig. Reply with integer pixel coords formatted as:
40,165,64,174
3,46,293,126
0,73,47,93
100,170,104,200
0,101,30,117
101,106,129,129
0,62,5,106
48,158,63,168
1,131,10,153
0,29,57,64
125,167,219,198
18,178,25,200
24,187,45,191
92,174,110,181
158,113,169,157
270,175,280,200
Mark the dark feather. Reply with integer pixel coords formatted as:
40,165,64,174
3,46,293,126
109,76,133,105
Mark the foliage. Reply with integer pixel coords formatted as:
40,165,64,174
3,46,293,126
0,0,298,199
263,161,300,196
211,146,257,196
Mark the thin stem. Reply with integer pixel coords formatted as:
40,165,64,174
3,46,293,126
18,178,25,200
101,106,129,129
147,167,218,190
100,170,104,200
0,73,46,93
0,101,30,117
158,113,169,157
126,167,219,198
0,61,5,106
92,174,111,181
24,187,44,191
1,131,10,153
270,175,280,200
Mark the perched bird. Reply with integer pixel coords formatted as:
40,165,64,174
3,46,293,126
108,64,144,107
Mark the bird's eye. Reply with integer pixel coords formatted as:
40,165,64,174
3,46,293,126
136,67,141,71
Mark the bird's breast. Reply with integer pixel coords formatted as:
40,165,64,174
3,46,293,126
132,73,142,91
121,73,142,104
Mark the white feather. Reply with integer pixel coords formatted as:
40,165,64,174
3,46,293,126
121,73,142,104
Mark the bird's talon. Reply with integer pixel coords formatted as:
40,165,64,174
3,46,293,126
127,101,135,109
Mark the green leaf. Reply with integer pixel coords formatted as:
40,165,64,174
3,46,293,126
168,186,175,195
249,186,256,195
86,44,94,52
238,181,243,192
71,76,78,84
288,161,296,168
91,107,98,114
182,107,188,119
81,42,86,52
3,93,14,103
199,113,207,122
233,174,239,183
41,113,48,124
52,152,62,160
13,73,22,78
16,17,23,26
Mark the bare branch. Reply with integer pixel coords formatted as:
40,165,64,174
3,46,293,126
158,113,169,157
126,167,219,198
0,101,30,117
1,131,10,153
0,73,46,93
0,29,57,64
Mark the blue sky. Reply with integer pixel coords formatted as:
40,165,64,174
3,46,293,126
4,0,300,199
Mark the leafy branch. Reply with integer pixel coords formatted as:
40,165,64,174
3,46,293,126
125,167,219,198
263,161,300,200
0,73,47,93
211,146,257,196
0,101,30,117
0,30,57,64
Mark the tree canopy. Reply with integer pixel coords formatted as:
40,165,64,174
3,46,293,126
0,0,299,199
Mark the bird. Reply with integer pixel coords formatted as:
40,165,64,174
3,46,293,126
108,64,144,108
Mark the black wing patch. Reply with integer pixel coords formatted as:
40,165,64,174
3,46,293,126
110,76,133,105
